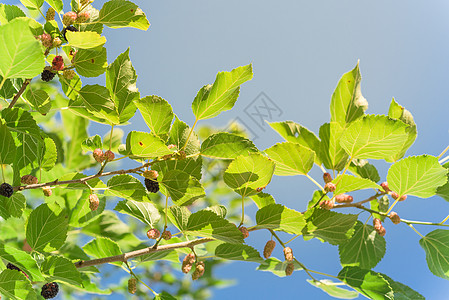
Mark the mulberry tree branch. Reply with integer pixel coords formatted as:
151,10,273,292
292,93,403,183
14,161,154,192
74,237,214,269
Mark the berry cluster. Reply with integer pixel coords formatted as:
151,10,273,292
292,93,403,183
144,178,159,193
89,194,100,211
239,226,249,239
263,240,276,259
0,183,13,198
373,218,386,236
181,253,196,274
21,175,38,185
283,247,294,262
41,67,56,82
192,261,205,280
128,277,137,294
146,228,160,239
41,282,59,299
161,230,172,240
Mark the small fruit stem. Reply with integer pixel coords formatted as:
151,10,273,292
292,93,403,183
408,224,424,238
386,198,399,214
335,157,353,186
284,234,300,245
306,174,324,191
440,214,449,224
239,195,245,227
182,118,198,150
438,145,449,159
124,261,158,296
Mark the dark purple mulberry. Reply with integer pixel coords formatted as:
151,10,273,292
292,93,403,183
0,183,13,198
145,178,159,193
41,282,59,299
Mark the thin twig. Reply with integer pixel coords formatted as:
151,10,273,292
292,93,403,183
8,79,31,108
75,237,214,269
14,162,154,191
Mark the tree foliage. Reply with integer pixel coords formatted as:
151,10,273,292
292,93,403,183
0,1,448,299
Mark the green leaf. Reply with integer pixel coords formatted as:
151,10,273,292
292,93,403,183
40,136,57,171
338,267,393,300
255,204,306,235
319,122,348,171
370,195,389,222
248,192,276,209
126,131,172,158
20,0,43,10
387,98,417,162
106,48,138,124
201,132,258,159
330,61,368,126
26,203,68,253
114,200,161,227
0,269,36,300
303,209,357,245
204,205,227,218
387,155,447,198
223,153,275,197
25,87,51,115
153,157,202,181
185,210,243,244
68,193,105,227
437,168,449,202
153,291,177,300
215,243,264,263
168,205,191,231
41,255,82,286
83,237,122,266
0,77,21,99
339,221,386,269
349,159,380,183
135,95,174,136
82,211,141,248
77,84,119,124
0,244,44,281
168,116,200,156
192,64,253,120
82,135,103,152
340,115,411,160
265,142,315,176
379,273,425,300
160,170,205,206
45,0,63,12
268,121,321,164
419,229,449,279
105,174,147,202
0,193,25,219
0,119,16,165
307,279,359,299
332,174,381,195
0,5,26,24
73,47,108,77
98,0,150,30
0,18,44,78
257,257,303,277
66,30,106,49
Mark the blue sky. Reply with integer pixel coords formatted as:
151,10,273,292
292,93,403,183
102,2,449,299
9,0,449,298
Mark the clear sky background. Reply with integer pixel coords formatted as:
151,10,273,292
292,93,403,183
10,0,449,299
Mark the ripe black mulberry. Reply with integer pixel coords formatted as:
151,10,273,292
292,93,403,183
0,183,13,198
145,178,159,193
41,282,59,299
41,68,55,82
